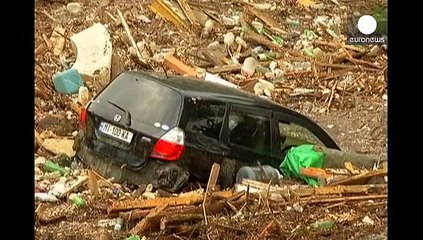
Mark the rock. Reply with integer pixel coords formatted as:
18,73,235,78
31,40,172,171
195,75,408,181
241,57,258,77
70,23,112,92
42,138,75,157
35,157,47,167
67,3,82,15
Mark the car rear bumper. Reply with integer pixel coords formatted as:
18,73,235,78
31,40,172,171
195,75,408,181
76,143,189,192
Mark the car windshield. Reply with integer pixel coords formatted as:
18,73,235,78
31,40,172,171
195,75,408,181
96,74,182,128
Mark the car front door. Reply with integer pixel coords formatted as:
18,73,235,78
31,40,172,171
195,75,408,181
274,111,340,159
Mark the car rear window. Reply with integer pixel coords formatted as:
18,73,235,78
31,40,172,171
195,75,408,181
96,74,182,128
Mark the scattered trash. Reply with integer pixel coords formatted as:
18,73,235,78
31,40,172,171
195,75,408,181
70,23,113,90
44,160,68,176
125,235,143,240
52,69,84,94
50,27,66,56
35,0,387,238
98,218,122,228
41,138,75,157
311,219,335,229
362,216,375,225
35,193,59,203
254,79,275,97
280,144,326,186
293,202,304,213
114,217,124,231
69,193,86,207
235,165,282,184
204,72,239,88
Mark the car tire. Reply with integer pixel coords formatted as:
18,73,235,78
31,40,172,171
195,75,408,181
219,158,238,189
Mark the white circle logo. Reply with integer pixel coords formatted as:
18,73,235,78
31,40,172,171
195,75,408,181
357,15,377,35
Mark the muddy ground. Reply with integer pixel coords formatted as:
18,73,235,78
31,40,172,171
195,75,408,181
34,0,387,239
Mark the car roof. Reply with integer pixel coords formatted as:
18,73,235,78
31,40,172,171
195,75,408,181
127,71,294,113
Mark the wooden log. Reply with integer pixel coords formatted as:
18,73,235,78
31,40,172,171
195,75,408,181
207,64,242,74
314,145,381,169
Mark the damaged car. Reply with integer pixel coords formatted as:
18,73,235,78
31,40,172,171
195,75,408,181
73,71,340,192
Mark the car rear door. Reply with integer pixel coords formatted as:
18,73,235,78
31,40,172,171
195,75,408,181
223,104,278,166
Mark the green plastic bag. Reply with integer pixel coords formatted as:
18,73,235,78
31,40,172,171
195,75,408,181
280,144,325,186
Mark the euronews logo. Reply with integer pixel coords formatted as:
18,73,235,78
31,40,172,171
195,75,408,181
347,15,387,45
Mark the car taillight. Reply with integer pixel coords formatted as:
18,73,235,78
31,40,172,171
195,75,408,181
150,127,185,161
80,108,87,129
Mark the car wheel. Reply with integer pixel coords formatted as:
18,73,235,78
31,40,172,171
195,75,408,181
219,158,238,189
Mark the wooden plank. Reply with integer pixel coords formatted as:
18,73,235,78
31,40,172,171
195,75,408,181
150,0,188,30
59,176,88,198
87,170,99,197
111,191,233,211
246,7,287,36
240,178,387,198
202,49,228,67
175,0,199,26
163,53,198,77
205,163,221,195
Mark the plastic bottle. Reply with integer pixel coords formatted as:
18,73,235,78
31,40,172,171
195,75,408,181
69,194,86,207
114,218,124,231
236,165,282,184
44,160,68,175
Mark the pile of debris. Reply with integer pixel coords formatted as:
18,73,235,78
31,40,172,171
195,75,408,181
35,0,387,125
35,153,387,239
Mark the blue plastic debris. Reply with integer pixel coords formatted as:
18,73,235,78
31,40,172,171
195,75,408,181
52,68,84,94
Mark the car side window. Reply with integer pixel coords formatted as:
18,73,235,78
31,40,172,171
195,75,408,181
278,121,324,151
228,109,271,154
186,101,226,140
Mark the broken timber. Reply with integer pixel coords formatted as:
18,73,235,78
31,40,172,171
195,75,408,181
111,191,233,211
328,169,387,186
240,179,386,198
129,203,168,235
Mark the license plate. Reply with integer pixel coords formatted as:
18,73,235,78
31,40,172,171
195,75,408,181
99,122,134,143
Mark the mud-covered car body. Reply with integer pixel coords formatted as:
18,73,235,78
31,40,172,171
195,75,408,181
74,71,339,192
